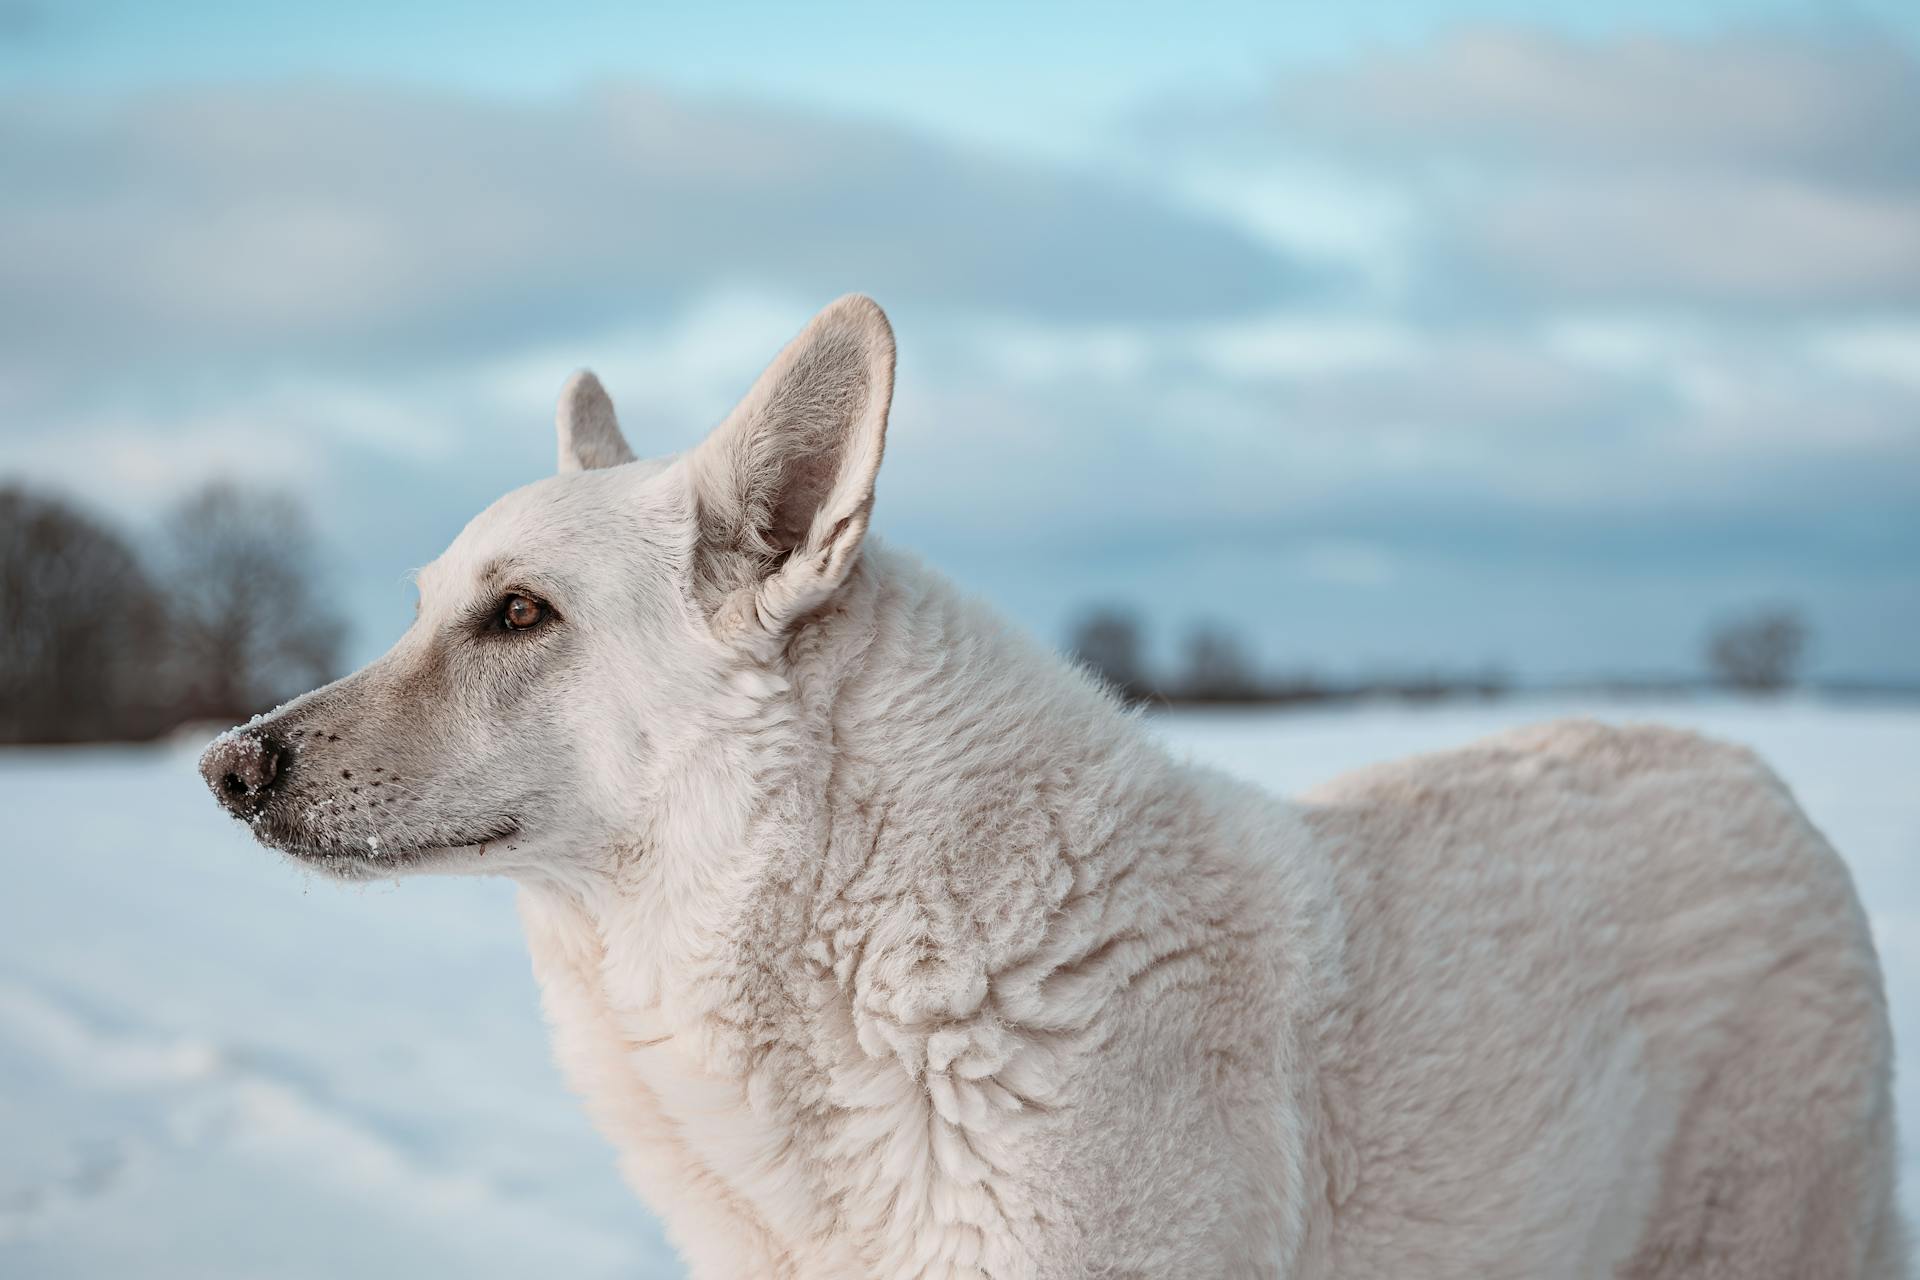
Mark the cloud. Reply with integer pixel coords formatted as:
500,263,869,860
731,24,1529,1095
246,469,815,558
7,272,1915,679
1288,539,1399,587
1,47,1915,681
1810,321,1920,392
0,82,1309,389
883,308,1920,557
1243,26,1920,177
1154,25,1920,310
1445,171,1920,309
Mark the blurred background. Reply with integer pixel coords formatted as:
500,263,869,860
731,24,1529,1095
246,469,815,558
1,2,1915,1276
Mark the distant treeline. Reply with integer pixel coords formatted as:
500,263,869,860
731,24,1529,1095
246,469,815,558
0,474,1861,744
1064,605,1821,709
1,482,345,744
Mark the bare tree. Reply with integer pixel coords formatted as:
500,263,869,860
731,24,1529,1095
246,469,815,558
0,486,167,742
1706,606,1809,693
1066,607,1152,704
160,482,346,723
1176,622,1261,703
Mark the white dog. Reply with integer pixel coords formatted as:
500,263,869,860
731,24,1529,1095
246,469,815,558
202,296,1905,1278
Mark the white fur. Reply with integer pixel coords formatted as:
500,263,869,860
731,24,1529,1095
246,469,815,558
214,297,1906,1278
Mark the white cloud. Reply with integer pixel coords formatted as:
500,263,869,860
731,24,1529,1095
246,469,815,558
475,288,822,437
1456,173,1920,307
1172,163,1419,294
9,416,334,514
1194,315,1423,379
1289,539,1399,586
0,81,1308,391
963,321,1156,386
1544,315,1710,374
1153,24,1920,310
1810,322,1920,391
1234,25,1920,176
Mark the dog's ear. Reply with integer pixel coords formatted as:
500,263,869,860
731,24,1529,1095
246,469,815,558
556,370,635,473
690,294,894,639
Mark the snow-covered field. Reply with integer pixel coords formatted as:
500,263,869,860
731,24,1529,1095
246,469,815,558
3,698,1914,1276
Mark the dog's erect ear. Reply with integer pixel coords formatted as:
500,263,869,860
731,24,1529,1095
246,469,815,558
690,294,894,638
556,370,635,473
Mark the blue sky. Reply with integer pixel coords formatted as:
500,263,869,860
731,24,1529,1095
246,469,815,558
11,1,1920,157
3,0,1917,680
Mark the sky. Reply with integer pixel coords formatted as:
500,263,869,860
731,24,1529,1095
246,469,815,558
2,0,1917,682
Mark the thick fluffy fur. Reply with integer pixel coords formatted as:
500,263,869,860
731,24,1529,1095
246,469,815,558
204,297,1904,1278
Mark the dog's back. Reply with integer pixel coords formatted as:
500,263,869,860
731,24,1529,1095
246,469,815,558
1299,719,1904,1278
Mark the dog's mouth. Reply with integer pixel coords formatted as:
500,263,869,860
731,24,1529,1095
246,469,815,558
264,819,522,878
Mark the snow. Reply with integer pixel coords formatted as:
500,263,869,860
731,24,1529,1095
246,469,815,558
2,698,1914,1275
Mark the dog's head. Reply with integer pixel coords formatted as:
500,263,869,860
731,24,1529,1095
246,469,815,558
198,295,893,882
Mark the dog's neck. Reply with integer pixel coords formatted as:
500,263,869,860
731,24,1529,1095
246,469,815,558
515,545,1345,1273
526,541,1161,1058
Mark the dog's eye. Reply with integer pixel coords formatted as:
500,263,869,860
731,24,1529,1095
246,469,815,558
500,594,547,631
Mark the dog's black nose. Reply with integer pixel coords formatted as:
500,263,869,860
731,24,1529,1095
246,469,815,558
200,732,286,818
